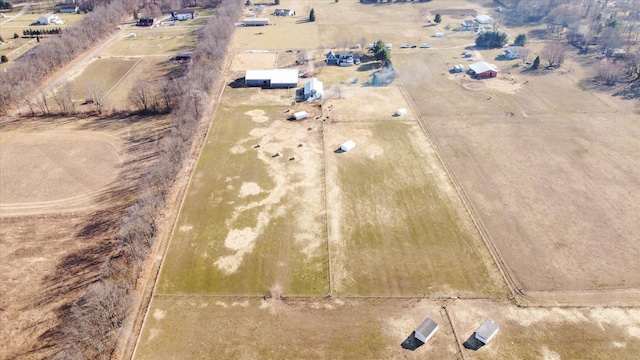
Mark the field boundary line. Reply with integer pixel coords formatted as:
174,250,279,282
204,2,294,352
100,57,143,103
320,104,333,296
125,52,234,360
443,304,467,360
397,83,521,303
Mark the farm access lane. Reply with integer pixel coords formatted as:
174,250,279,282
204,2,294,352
0,3,30,26
5,24,126,118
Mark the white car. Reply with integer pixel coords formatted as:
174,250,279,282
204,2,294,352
400,43,410,48
419,43,430,48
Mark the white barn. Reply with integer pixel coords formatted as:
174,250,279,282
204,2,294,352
475,14,494,24
304,78,323,101
475,318,499,344
415,318,439,343
245,69,298,88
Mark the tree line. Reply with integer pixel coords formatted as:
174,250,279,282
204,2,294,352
0,0,242,357
23,28,62,37
50,0,242,357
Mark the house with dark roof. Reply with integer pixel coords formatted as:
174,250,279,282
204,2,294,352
326,51,358,66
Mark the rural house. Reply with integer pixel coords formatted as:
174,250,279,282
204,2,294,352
304,77,323,101
461,19,474,30
59,5,79,13
38,14,62,25
468,61,498,78
136,18,154,27
274,9,295,16
245,69,298,88
325,51,357,66
503,46,526,59
172,9,195,21
414,317,439,343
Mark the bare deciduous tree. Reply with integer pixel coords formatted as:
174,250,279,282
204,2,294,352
595,59,624,85
85,81,107,114
52,82,76,115
541,43,568,67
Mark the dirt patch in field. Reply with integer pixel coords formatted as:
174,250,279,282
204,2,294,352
449,299,640,359
230,51,278,72
0,130,122,208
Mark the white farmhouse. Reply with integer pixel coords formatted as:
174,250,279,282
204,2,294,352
503,46,526,60
38,14,63,25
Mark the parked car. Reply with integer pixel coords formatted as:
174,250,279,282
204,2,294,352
400,43,410,48
420,43,430,48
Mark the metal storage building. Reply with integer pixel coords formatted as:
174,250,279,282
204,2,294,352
340,140,356,152
245,69,299,88
475,318,499,344
414,317,439,343
243,18,269,26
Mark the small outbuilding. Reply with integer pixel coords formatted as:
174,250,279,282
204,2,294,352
414,317,439,343
475,318,499,344
175,51,192,61
293,111,308,120
468,61,498,78
137,18,154,27
304,78,323,101
340,140,356,152
59,5,79,13
395,108,407,116
434,32,444,38
475,14,494,24
244,17,269,26
245,69,299,88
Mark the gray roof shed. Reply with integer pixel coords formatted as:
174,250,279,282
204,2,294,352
415,317,439,343
475,318,499,344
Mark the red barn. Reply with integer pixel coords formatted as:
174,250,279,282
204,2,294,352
468,61,498,79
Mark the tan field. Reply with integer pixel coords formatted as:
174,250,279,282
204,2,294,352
2,0,640,358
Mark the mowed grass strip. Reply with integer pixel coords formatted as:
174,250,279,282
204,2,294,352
64,57,140,101
135,297,457,359
327,121,507,297
157,105,328,295
101,28,199,57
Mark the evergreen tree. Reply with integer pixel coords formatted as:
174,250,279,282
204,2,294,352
532,56,540,69
514,34,527,46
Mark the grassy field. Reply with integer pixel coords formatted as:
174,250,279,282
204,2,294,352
157,104,329,295
325,121,505,296
101,28,199,57
135,297,458,359
133,0,640,357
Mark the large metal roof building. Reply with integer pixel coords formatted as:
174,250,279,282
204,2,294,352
245,69,299,88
